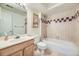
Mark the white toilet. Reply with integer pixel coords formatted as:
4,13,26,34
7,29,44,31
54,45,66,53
37,42,47,55
34,35,47,55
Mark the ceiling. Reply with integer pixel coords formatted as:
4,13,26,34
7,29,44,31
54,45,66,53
41,3,57,9
26,3,57,13
26,3,79,16
0,3,79,16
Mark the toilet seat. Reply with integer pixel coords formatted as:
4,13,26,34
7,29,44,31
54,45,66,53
37,42,47,50
37,42,47,55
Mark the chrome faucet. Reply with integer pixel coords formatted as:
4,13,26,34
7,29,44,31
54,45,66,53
4,32,8,41
4,31,12,41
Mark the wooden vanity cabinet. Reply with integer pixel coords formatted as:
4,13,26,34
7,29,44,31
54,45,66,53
10,50,23,56
0,39,34,56
23,44,34,56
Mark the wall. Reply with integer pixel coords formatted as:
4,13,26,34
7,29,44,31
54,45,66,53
41,14,47,39
27,9,40,35
27,8,42,43
47,9,76,42
75,17,79,47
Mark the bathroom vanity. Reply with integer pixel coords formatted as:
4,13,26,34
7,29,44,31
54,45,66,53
0,36,35,56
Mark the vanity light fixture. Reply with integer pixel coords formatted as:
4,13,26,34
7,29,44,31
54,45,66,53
15,3,26,9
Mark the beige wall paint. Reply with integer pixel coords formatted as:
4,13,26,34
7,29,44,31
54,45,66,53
40,14,47,39
27,9,41,35
47,10,76,42
27,9,42,43
41,23,47,38
75,17,79,47
26,6,79,46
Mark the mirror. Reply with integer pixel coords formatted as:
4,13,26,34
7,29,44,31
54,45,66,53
0,3,27,36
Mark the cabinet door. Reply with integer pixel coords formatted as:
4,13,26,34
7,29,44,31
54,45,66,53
11,50,23,56
24,45,34,56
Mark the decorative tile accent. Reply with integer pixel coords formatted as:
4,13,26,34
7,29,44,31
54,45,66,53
41,19,52,24
59,20,62,22
41,10,79,24
61,18,64,20
57,19,59,21
63,20,66,22
53,19,55,21
52,16,76,23
66,17,69,19
71,16,74,19
69,19,72,21
54,20,57,23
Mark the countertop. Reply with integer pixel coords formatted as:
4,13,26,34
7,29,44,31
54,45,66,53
0,35,35,49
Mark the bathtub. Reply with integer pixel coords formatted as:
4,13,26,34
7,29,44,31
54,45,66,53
43,38,79,56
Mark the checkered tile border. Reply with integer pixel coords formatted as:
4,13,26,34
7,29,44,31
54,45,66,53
53,16,75,23
41,10,79,24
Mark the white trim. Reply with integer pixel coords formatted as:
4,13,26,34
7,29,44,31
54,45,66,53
46,3,64,12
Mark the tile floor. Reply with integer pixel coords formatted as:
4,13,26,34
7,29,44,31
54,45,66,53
34,49,64,56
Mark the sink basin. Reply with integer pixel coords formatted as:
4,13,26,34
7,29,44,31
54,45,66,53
3,35,30,43
0,40,12,48
0,37,20,47
0,38,23,49
0,35,35,49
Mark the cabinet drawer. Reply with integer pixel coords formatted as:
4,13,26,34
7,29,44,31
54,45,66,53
10,50,23,56
0,39,34,56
